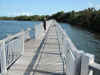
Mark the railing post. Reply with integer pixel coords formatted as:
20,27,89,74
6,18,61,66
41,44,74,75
0,40,7,74
26,28,31,40
35,24,43,39
88,54,94,75
81,53,94,75
20,30,25,55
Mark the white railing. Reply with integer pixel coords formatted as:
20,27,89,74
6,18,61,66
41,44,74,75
1,19,99,75
54,20,100,75
0,28,31,74
35,22,44,39
0,20,54,75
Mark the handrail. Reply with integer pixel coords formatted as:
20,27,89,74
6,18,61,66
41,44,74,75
4,28,31,42
55,20,78,75
89,62,100,70
0,19,100,75
0,20,54,75
54,20,100,75
55,21,80,57
0,28,31,74
0,40,3,44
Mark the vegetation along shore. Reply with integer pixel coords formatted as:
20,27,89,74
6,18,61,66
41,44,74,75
0,8,100,32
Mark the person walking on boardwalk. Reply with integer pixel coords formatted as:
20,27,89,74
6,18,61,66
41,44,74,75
43,17,46,31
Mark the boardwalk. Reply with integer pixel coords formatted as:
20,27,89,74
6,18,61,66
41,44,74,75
0,20,100,75
7,25,64,75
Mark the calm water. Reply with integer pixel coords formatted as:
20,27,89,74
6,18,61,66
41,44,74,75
0,20,100,74
0,20,41,40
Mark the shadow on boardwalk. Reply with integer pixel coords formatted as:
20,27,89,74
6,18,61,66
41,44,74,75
32,69,64,75
23,25,65,75
24,39,64,75
24,38,46,75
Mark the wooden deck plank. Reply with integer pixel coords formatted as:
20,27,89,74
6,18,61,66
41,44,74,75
7,25,64,75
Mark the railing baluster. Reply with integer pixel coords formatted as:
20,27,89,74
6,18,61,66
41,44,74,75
81,53,94,75
0,19,100,75
54,20,100,75
0,40,7,74
0,27,31,74
20,30,25,55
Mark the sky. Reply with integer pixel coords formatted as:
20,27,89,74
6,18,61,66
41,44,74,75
0,0,100,17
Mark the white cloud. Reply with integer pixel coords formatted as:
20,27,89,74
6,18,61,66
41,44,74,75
8,12,33,17
19,12,33,16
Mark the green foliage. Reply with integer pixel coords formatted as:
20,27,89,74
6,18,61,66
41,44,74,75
49,8,100,32
0,17,14,20
0,8,100,32
0,15,47,21
48,11,64,21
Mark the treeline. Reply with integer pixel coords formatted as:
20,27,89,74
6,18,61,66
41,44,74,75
48,8,100,32
0,8,100,31
0,15,47,21
0,17,14,20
